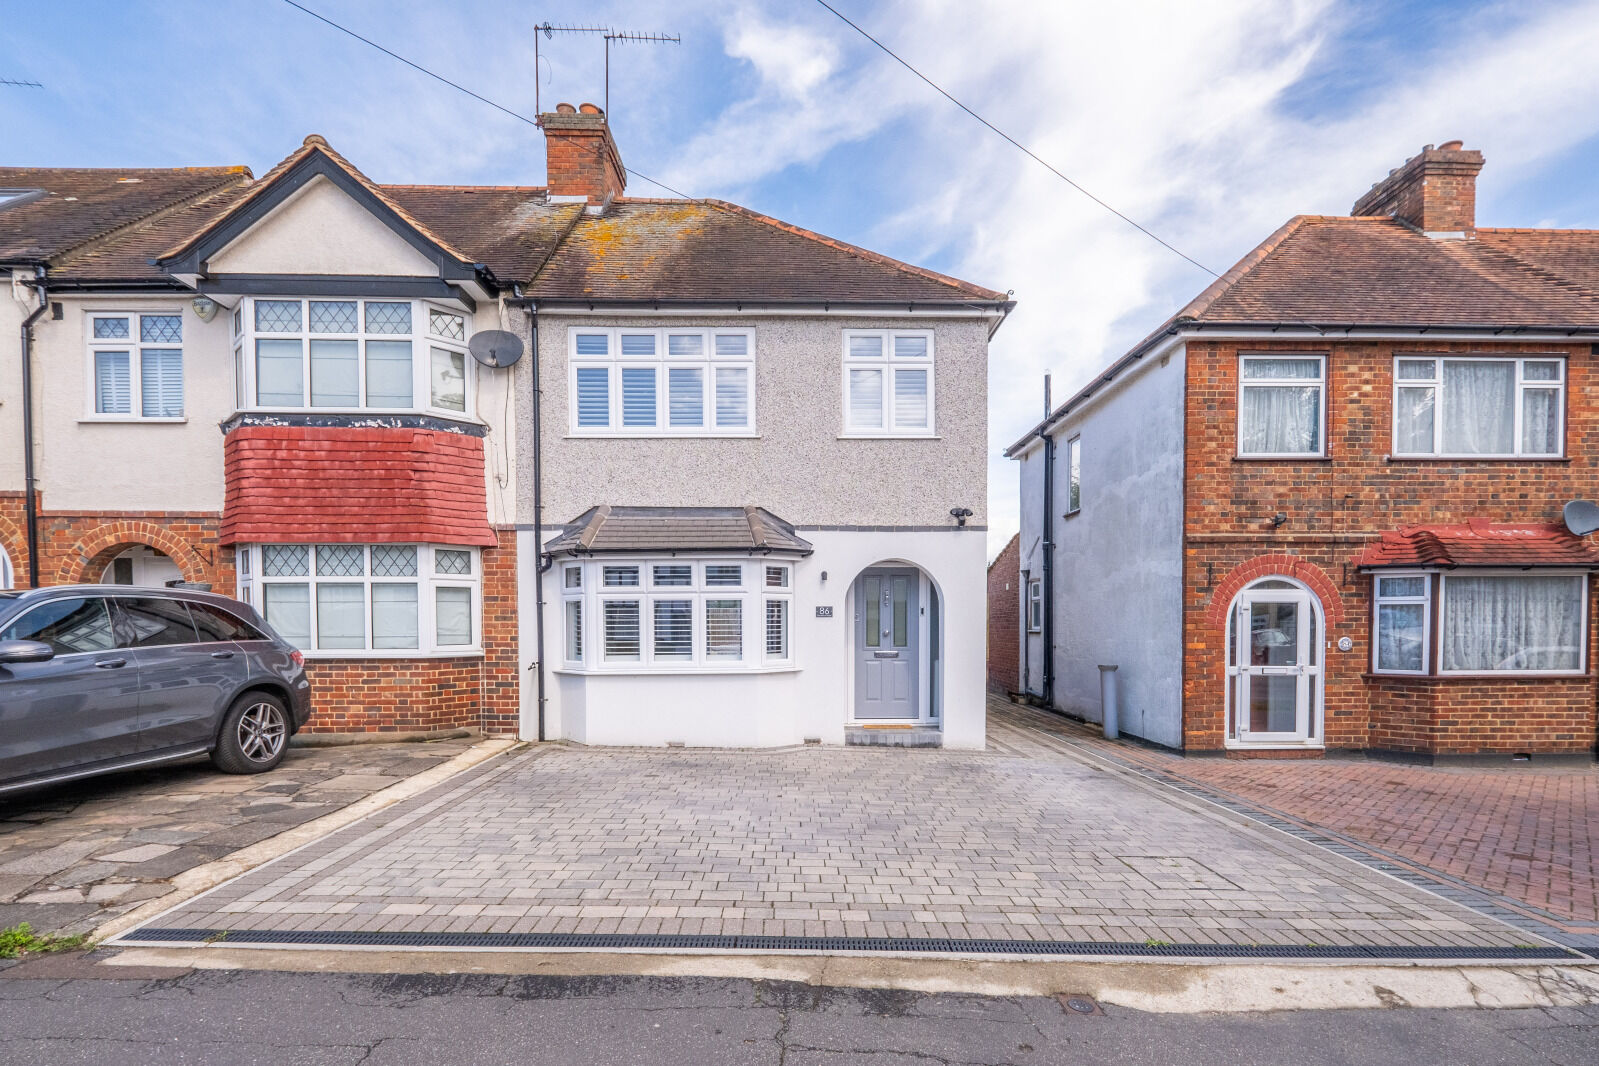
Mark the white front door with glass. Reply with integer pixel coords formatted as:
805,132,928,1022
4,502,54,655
1230,581,1320,745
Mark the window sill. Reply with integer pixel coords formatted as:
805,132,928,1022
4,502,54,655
78,416,188,425
1362,670,1590,682
1384,455,1570,463
237,408,484,425
1231,454,1329,462
564,432,761,440
837,433,941,441
554,664,801,677
1223,738,1325,750
299,649,484,661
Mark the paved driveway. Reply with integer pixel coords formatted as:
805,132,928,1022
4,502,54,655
127,721,1546,953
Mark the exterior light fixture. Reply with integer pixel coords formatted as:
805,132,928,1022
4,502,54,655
949,506,974,527
190,295,218,322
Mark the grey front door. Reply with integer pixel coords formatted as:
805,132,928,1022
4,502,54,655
855,569,918,719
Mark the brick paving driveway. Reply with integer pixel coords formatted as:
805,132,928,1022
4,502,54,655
138,722,1540,951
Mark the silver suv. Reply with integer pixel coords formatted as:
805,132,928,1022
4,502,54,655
0,585,312,795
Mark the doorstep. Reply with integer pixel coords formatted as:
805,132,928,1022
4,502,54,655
845,726,943,748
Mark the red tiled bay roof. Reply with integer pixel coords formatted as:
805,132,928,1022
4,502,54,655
1353,519,1599,569
219,426,495,547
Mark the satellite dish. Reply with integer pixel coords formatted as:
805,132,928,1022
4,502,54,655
467,329,524,369
1564,500,1599,537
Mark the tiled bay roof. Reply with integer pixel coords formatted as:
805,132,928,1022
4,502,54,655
1352,520,1599,569
545,506,814,556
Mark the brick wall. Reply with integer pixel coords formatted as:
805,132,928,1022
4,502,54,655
986,533,1021,692
1183,338,1598,757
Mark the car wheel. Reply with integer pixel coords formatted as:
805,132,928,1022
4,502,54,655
211,693,291,774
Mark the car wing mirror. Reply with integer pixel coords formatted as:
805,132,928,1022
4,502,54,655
0,639,55,665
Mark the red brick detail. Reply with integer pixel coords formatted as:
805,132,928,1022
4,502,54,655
0,502,26,584
1203,555,1346,629
58,519,210,586
986,534,1021,691
219,426,495,546
1353,519,1599,569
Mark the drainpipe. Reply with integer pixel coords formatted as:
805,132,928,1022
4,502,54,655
19,268,47,589
1040,374,1056,707
526,303,548,742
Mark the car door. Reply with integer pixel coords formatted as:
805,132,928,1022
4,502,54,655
0,595,141,783
114,596,246,754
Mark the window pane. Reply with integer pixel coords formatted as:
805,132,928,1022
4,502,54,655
715,366,749,428
575,366,610,427
262,544,308,577
565,599,582,660
603,600,641,660
564,566,582,590
575,333,609,356
316,584,365,649
714,334,748,357
668,333,704,357
430,347,466,412
621,367,657,427
434,549,471,576
765,599,789,658
603,565,640,587
92,316,130,340
1378,575,1427,599
309,300,358,333
848,368,883,428
848,335,883,359
1522,388,1560,455
652,564,692,587
653,600,693,660
1068,438,1081,512
372,583,419,649
1,598,115,654
668,366,704,427
1442,575,1583,672
620,334,656,357
1441,361,1514,454
765,566,788,588
892,576,909,646
256,338,305,406
1377,603,1426,672
316,544,365,577
428,308,465,341
865,576,880,648
893,335,928,358
1241,358,1321,380
1524,360,1560,382
263,583,310,646
705,599,742,660
254,300,301,333
1395,386,1435,453
140,314,182,344
1396,359,1436,380
372,545,418,577
893,368,928,428
95,350,131,414
366,340,413,408
115,597,200,647
140,349,184,417
364,301,411,335
435,586,472,646
309,339,359,407
1240,385,1320,454
705,564,741,586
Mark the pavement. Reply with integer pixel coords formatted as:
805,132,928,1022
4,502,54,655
0,737,479,940
0,964,1596,1065
115,713,1557,953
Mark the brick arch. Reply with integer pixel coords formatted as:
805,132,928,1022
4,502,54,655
58,521,208,586
1204,554,1346,629
0,512,22,588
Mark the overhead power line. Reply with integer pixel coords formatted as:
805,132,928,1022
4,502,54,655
812,0,1219,278
0,77,43,88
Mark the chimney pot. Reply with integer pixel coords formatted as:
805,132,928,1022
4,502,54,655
1438,139,1464,151
1350,140,1485,235
555,102,577,114
578,102,603,115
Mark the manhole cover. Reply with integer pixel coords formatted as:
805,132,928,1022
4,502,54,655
1057,994,1103,1016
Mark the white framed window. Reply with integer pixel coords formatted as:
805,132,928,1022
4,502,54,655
1065,435,1081,515
558,557,794,672
86,312,185,420
1027,578,1042,632
567,327,755,436
237,298,473,417
1237,354,1325,457
236,543,481,657
842,329,934,437
1392,356,1564,458
1372,572,1430,675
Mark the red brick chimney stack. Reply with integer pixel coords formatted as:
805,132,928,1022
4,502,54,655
1351,140,1485,237
540,102,626,206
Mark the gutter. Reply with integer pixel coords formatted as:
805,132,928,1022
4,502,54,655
18,267,47,587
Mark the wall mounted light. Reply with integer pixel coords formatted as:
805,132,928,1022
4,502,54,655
190,295,218,322
949,506,974,528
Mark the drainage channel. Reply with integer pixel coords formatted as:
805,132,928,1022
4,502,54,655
114,927,1587,960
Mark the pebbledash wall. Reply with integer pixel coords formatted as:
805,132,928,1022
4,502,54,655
1183,337,1599,757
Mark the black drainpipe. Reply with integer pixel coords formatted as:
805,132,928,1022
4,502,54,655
1040,374,1056,707
19,269,48,588
526,303,548,742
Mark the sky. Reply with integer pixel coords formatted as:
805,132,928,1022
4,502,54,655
8,0,1599,559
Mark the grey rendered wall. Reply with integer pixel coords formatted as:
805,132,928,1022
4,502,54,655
516,314,990,529
1043,346,1186,747
1016,445,1045,697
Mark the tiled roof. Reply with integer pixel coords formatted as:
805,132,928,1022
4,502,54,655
545,505,814,556
381,186,581,284
1352,519,1599,569
218,425,495,547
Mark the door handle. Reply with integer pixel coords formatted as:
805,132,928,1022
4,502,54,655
94,658,127,669
211,651,235,660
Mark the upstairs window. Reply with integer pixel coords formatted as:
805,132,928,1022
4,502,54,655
87,312,184,420
1392,357,1564,458
239,298,472,416
568,327,755,436
842,330,934,437
1237,355,1324,457
1027,578,1042,632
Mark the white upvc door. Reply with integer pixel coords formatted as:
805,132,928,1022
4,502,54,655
1234,588,1314,743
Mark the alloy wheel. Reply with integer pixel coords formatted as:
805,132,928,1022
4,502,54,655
237,701,287,763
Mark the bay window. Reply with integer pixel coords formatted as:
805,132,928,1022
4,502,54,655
560,558,794,672
1371,570,1586,676
1237,355,1324,457
842,330,935,437
237,543,481,656
234,298,472,416
87,312,184,420
1392,356,1564,457
568,327,755,435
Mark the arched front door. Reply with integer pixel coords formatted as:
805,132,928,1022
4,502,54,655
1228,578,1321,744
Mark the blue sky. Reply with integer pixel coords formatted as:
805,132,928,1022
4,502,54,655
8,0,1599,555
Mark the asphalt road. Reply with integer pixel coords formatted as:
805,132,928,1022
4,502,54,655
0,966,1594,1065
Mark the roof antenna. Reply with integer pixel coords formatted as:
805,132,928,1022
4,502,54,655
533,22,679,119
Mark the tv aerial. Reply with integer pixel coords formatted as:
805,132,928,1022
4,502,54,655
467,329,524,369
533,22,680,117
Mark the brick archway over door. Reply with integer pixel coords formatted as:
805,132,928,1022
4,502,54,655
59,522,208,586
1204,554,1346,629
0,512,25,587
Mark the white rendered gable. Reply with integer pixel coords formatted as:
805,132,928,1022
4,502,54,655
207,175,438,277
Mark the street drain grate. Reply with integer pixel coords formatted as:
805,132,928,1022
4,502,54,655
115,927,1587,960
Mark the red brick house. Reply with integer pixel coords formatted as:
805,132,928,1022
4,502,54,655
1007,141,1599,763
986,533,1021,693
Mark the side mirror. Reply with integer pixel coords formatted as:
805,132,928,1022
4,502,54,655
0,639,55,665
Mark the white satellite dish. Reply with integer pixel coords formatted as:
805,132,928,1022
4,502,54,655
467,329,524,369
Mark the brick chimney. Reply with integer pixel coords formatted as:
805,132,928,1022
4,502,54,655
540,102,626,206
1351,140,1485,237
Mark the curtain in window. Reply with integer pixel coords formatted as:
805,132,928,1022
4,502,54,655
435,587,472,646
1394,387,1435,453
1377,603,1426,671
430,347,466,412
372,584,419,649
1240,385,1319,454
256,339,305,406
310,339,359,407
1440,361,1514,454
848,369,883,428
1442,575,1583,671
714,367,749,427
140,349,184,417
95,351,132,414
1522,388,1559,454
365,340,413,408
